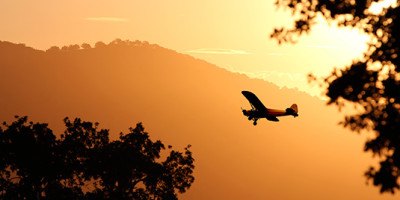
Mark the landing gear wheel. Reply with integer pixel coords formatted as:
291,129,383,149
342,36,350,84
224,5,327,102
248,117,252,120
253,121,257,126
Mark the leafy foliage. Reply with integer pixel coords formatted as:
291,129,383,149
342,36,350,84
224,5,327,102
0,116,194,199
271,0,400,193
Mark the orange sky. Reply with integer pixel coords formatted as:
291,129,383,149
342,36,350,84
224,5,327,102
1,1,400,197
0,0,370,97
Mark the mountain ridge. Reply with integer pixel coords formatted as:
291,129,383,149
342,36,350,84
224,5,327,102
0,39,318,101
0,39,395,200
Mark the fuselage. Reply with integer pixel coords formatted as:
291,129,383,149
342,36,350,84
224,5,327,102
243,108,289,118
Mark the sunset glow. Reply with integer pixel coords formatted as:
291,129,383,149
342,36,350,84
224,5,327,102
84,17,129,22
1,0,396,199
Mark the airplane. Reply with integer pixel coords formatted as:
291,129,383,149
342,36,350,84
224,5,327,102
241,91,298,125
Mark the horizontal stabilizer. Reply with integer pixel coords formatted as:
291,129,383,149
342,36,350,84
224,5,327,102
286,104,299,117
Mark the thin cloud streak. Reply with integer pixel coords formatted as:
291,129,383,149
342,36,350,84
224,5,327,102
84,17,129,22
267,53,284,56
302,45,341,49
242,70,307,82
187,48,251,55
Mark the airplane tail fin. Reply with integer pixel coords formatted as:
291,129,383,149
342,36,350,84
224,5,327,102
286,104,298,117
290,104,298,114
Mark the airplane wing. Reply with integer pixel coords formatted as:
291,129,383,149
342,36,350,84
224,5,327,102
266,116,279,122
242,91,267,112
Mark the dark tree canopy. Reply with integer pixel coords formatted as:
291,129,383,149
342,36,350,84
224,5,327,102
271,0,400,193
0,116,194,199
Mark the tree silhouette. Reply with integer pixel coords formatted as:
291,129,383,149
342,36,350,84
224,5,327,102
271,0,400,193
81,43,91,50
0,116,194,199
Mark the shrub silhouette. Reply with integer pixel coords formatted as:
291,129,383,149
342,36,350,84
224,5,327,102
0,116,194,199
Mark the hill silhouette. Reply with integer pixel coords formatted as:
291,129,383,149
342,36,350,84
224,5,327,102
0,39,397,199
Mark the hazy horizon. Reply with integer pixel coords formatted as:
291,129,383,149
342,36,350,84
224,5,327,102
0,0,370,97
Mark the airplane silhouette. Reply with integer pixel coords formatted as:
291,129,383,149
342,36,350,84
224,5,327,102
241,91,298,125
